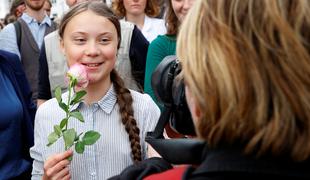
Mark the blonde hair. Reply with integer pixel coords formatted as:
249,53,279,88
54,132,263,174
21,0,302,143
178,0,310,161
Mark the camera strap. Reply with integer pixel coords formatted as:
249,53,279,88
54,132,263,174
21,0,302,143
146,107,206,164
146,107,172,139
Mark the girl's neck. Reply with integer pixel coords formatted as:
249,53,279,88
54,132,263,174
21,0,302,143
84,78,112,105
126,13,145,30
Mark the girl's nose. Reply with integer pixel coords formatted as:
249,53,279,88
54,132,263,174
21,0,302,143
84,42,100,56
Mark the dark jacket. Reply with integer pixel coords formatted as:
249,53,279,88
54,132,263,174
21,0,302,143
0,50,36,180
145,144,310,180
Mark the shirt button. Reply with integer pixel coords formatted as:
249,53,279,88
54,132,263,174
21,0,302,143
90,172,96,176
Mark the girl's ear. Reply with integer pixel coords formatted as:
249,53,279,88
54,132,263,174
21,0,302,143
59,39,66,55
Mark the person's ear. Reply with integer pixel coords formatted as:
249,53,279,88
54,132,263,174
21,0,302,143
59,39,66,55
185,85,202,123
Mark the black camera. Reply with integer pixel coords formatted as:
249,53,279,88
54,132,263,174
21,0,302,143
145,56,204,165
151,55,195,136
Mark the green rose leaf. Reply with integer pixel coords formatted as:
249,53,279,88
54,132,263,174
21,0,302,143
70,111,84,122
67,155,73,161
75,141,85,154
55,86,62,104
70,90,87,105
59,102,69,113
63,128,76,149
82,131,101,145
47,132,59,147
60,117,68,129
54,125,62,136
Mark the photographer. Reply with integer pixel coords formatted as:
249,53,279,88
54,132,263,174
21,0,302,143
112,0,310,179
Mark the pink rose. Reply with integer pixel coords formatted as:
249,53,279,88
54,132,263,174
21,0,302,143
67,63,89,89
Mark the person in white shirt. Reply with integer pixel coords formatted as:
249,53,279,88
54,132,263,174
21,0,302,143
112,0,166,42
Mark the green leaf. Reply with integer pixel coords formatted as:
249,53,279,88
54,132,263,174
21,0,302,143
82,131,101,145
63,129,76,149
47,132,59,146
67,155,73,161
55,87,62,104
60,118,68,129
70,111,84,122
54,125,62,136
70,90,87,105
59,102,68,113
71,78,77,88
70,90,86,105
75,141,85,154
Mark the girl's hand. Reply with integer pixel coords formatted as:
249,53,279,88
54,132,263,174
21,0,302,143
42,150,73,180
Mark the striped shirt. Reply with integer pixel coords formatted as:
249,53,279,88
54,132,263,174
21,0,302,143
30,85,160,180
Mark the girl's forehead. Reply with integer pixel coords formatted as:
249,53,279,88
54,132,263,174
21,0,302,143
64,10,117,35
69,10,108,23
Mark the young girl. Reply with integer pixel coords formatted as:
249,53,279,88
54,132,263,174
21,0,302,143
112,0,166,42
30,2,160,180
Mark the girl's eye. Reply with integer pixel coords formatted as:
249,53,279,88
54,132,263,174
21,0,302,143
74,38,86,44
100,38,109,44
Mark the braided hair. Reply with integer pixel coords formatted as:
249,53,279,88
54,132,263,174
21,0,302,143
111,69,142,162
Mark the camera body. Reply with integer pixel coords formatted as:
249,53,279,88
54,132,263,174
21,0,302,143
151,55,195,136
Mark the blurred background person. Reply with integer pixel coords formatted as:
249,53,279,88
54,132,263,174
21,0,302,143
43,0,52,18
0,20,4,30
0,0,58,103
146,0,310,179
144,0,195,108
112,0,166,42
0,49,36,180
144,0,195,138
4,13,17,25
10,0,26,19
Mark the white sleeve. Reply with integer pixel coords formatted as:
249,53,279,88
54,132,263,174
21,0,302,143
30,107,45,180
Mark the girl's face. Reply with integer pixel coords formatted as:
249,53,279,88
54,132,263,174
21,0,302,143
123,0,147,16
60,10,119,86
171,0,196,22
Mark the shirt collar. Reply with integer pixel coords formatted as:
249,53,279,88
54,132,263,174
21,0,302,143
143,15,151,31
21,13,52,26
69,84,117,114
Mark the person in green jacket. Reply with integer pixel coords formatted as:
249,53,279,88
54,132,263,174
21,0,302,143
144,0,196,109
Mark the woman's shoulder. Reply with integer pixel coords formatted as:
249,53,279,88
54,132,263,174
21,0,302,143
37,97,58,113
130,90,159,109
152,34,176,43
130,89,153,102
149,35,176,50
129,90,161,122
